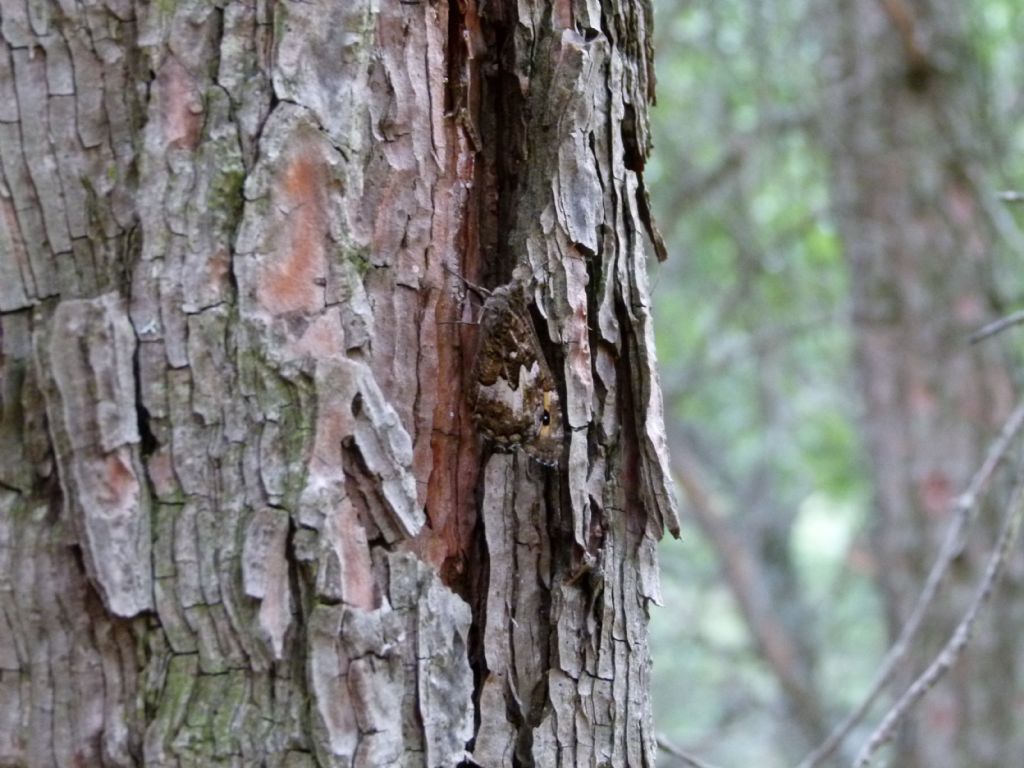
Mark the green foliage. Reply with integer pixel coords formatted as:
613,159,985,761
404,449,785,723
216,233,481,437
968,0,1024,309
649,0,1024,764
647,0,872,763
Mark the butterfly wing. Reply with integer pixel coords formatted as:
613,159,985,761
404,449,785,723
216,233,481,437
470,285,564,464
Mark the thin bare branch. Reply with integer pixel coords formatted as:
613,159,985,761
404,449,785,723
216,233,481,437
959,165,1024,272
657,735,726,768
797,400,1024,768
852,464,1024,766
970,309,1024,345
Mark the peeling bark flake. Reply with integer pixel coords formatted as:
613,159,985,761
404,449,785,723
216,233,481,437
39,293,152,618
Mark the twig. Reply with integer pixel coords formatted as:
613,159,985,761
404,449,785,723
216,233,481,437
797,401,1024,768
959,165,1024,274
657,734,726,768
970,309,1024,344
852,465,1024,766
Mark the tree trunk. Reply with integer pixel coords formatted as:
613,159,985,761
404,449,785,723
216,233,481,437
0,0,677,766
820,2,1020,765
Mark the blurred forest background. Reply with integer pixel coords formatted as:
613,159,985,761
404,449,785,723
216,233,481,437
646,1,1024,766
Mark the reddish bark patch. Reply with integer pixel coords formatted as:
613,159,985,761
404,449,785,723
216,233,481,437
258,154,328,315
924,696,959,734
337,500,377,611
553,0,572,31
953,293,983,325
919,470,953,519
420,288,479,579
146,447,178,499
311,398,347,472
567,297,592,385
207,246,231,287
96,452,137,506
946,181,976,228
908,378,937,414
157,58,201,151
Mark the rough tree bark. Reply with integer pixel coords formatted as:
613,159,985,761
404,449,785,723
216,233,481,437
0,0,678,765
820,1,1020,765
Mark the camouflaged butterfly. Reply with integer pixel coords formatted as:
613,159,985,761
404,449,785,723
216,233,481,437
469,283,565,466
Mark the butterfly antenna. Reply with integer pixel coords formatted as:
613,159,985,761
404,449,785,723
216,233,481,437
443,264,491,300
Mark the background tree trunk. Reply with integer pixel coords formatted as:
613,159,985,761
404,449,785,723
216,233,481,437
0,0,677,766
820,1,1020,765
